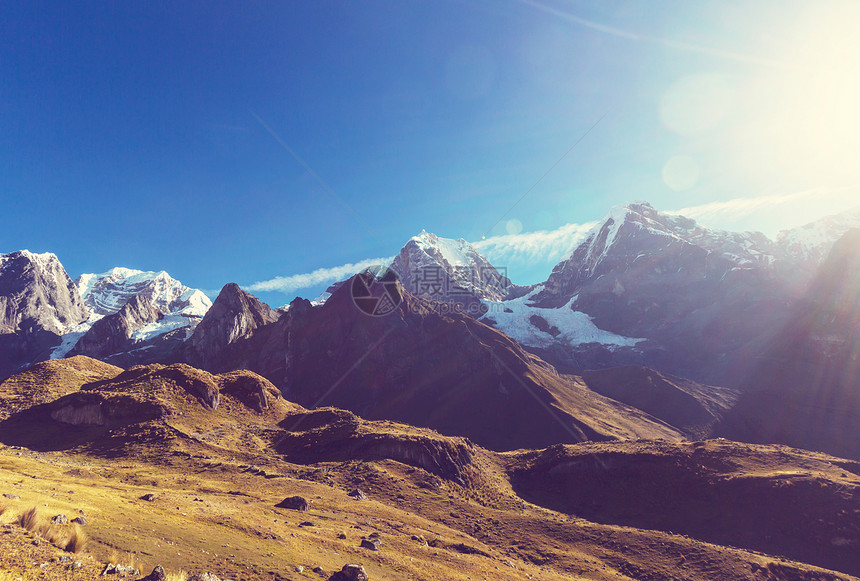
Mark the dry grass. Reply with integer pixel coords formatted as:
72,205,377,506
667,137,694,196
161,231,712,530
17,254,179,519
17,507,41,533
166,570,188,581
63,524,87,553
107,549,139,570
15,508,87,553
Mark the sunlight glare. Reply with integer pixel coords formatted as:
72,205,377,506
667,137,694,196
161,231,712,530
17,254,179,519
742,4,860,189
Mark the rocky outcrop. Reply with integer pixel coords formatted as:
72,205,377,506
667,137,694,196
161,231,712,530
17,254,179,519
0,250,89,378
0,362,291,453
329,565,368,581
69,295,163,359
185,283,279,371
48,391,170,427
0,356,122,419
276,407,476,486
275,496,309,511
508,439,860,577
216,370,280,412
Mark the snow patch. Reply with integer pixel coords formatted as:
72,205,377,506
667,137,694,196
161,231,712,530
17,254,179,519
131,314,197,342
50,318,101,359
481,286,641,349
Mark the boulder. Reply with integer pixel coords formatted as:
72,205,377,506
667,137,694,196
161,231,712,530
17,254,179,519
360,538,380,551
329,564,368,581
275,495,309,511
140,565,166,581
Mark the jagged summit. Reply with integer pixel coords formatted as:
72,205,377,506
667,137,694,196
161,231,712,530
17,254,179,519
68,294,163,360
390,230,514,305
0,250,89,336
76,267,211,318
539,201,783,305
185,282,280,371
777,208,860,266
0,250,90,379
47,267,213,362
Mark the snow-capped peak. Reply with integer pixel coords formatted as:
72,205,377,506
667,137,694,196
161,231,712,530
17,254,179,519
391,231,513,302
569,201,780,278
776,209,860,265
1,249,61,272
76,267,212,318
408,230,478,268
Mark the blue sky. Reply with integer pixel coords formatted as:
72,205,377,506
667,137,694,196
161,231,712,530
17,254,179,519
3,1,859,305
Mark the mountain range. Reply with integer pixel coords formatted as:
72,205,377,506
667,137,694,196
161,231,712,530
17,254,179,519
3,200,860,579
2,201,859,458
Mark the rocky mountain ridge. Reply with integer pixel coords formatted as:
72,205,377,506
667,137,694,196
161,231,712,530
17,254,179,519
483,202,810,385
2,202,858,461
76,267,211,318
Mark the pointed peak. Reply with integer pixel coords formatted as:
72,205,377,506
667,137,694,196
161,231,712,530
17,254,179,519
412,230,437,244
101,266,146,278
627,200,655,210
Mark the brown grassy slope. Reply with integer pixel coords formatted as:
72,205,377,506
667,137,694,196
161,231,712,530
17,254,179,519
0,358,857,579
0,363,302,457
0,443,855,581
0,521,105,581
0,356,122,419
508,438,860,576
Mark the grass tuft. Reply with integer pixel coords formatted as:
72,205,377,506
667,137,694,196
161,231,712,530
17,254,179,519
64,524,88,553
166,570,188,581
18,507,42,533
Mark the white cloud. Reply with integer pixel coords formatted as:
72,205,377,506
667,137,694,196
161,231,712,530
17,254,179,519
671,190,821,221
669,185,860,235
472,221,596,266
241,223,598,296
244,256,393,294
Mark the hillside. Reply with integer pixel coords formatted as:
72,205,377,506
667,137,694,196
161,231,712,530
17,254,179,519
0,357,856,579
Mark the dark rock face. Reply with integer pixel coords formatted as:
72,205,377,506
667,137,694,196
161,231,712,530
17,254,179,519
185,283,279,371
720,229,860,459
528,202,803,386
580,366,739,439
0,250,89,378
69,295,163,359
